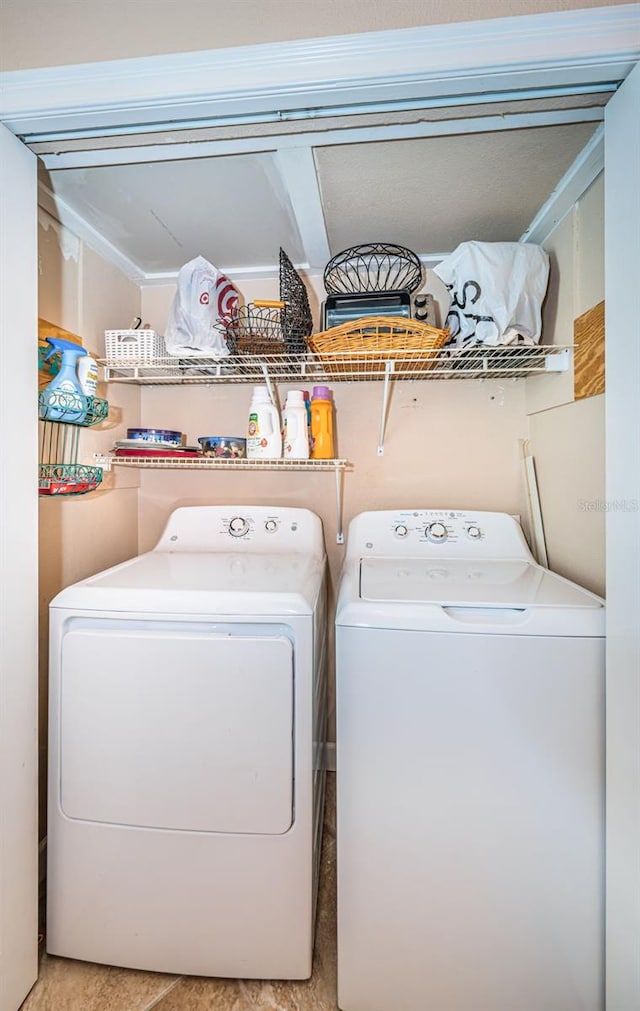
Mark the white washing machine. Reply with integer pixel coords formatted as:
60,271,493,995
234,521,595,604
47,505,328,980
336,509,605,1011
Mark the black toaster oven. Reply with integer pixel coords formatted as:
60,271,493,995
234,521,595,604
321,290,412,330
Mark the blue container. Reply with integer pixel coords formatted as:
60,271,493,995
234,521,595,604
126,428,182,446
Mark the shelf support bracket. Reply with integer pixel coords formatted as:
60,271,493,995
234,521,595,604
377,361,395,456
545,347,571,372
335,468,345,544
260,362,279,406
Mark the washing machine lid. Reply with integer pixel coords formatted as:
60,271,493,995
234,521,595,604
340,557,604,636
360,557,601,609
52,550,324,616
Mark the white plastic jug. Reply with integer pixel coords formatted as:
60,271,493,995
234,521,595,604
246,386,282,459
283,390,310,459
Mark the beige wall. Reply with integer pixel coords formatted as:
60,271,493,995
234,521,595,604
526,174,605,596
1,0,632,70
38,212,141,833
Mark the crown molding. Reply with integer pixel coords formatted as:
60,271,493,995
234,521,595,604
2,5,638,139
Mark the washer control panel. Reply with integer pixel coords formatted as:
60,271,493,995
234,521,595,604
355,510,531,561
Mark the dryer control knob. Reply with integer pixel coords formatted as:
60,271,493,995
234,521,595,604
426,521,448,543
265,519,278,533
228,516,249,537
466,525,482,540
395,524,408,538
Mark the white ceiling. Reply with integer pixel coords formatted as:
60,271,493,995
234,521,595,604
316,123,600,254
40,116,601,282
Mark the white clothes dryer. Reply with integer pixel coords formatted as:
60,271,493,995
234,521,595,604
336,509,604,1011
47,506,328,980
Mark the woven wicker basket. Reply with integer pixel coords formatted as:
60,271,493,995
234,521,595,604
309,316,450,375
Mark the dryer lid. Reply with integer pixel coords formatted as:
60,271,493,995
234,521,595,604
359,557,603,610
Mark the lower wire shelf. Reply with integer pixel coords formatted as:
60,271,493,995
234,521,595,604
95,455,351,472
94,455,352,542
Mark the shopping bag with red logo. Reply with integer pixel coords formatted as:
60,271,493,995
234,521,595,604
165,255,239,356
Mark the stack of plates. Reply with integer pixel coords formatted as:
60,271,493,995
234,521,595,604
113,439,200,458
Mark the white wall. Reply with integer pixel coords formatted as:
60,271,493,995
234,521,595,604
526,174,605,596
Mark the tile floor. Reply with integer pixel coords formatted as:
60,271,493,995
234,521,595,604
22,775,338,1011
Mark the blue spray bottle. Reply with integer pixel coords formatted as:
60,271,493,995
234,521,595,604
42,338,88,423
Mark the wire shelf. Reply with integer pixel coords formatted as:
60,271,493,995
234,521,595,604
96,455,351,472
100,345,571,384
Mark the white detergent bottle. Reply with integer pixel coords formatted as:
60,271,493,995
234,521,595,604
283,390,310,459
77,352,99,397
246,385,282,459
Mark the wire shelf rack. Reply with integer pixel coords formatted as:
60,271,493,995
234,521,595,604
96,456,351,472
93,455,352,541
100,345,571,385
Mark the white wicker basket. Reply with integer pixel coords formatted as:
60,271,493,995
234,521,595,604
104,329,165,361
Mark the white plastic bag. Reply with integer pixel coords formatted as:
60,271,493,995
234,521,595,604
164,255,238,357
433,241,550,347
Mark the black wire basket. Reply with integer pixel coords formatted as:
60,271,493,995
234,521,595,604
279,247,313,353
323,242,423,295
219,304,289,356
219,248,313,356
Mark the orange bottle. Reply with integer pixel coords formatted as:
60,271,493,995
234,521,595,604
310,386,335,459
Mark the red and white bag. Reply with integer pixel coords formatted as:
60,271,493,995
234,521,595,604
165,255,239,357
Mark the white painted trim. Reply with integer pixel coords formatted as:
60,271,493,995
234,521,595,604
0,120,39,1011
271,148,330,270
520,125,604,244
141,264,316,286
1,6,638,138
23,82,619,146
39,106,605,172
141,258,456,287
38,182,146,283
604,60,640,1011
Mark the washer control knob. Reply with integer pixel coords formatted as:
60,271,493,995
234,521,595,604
228,516,249,538
466,525,482,540
265,519,278,533
426,521,448,543
395,524,408,538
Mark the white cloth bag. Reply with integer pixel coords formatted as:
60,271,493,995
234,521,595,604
433,241,550,347
164,255,238,357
